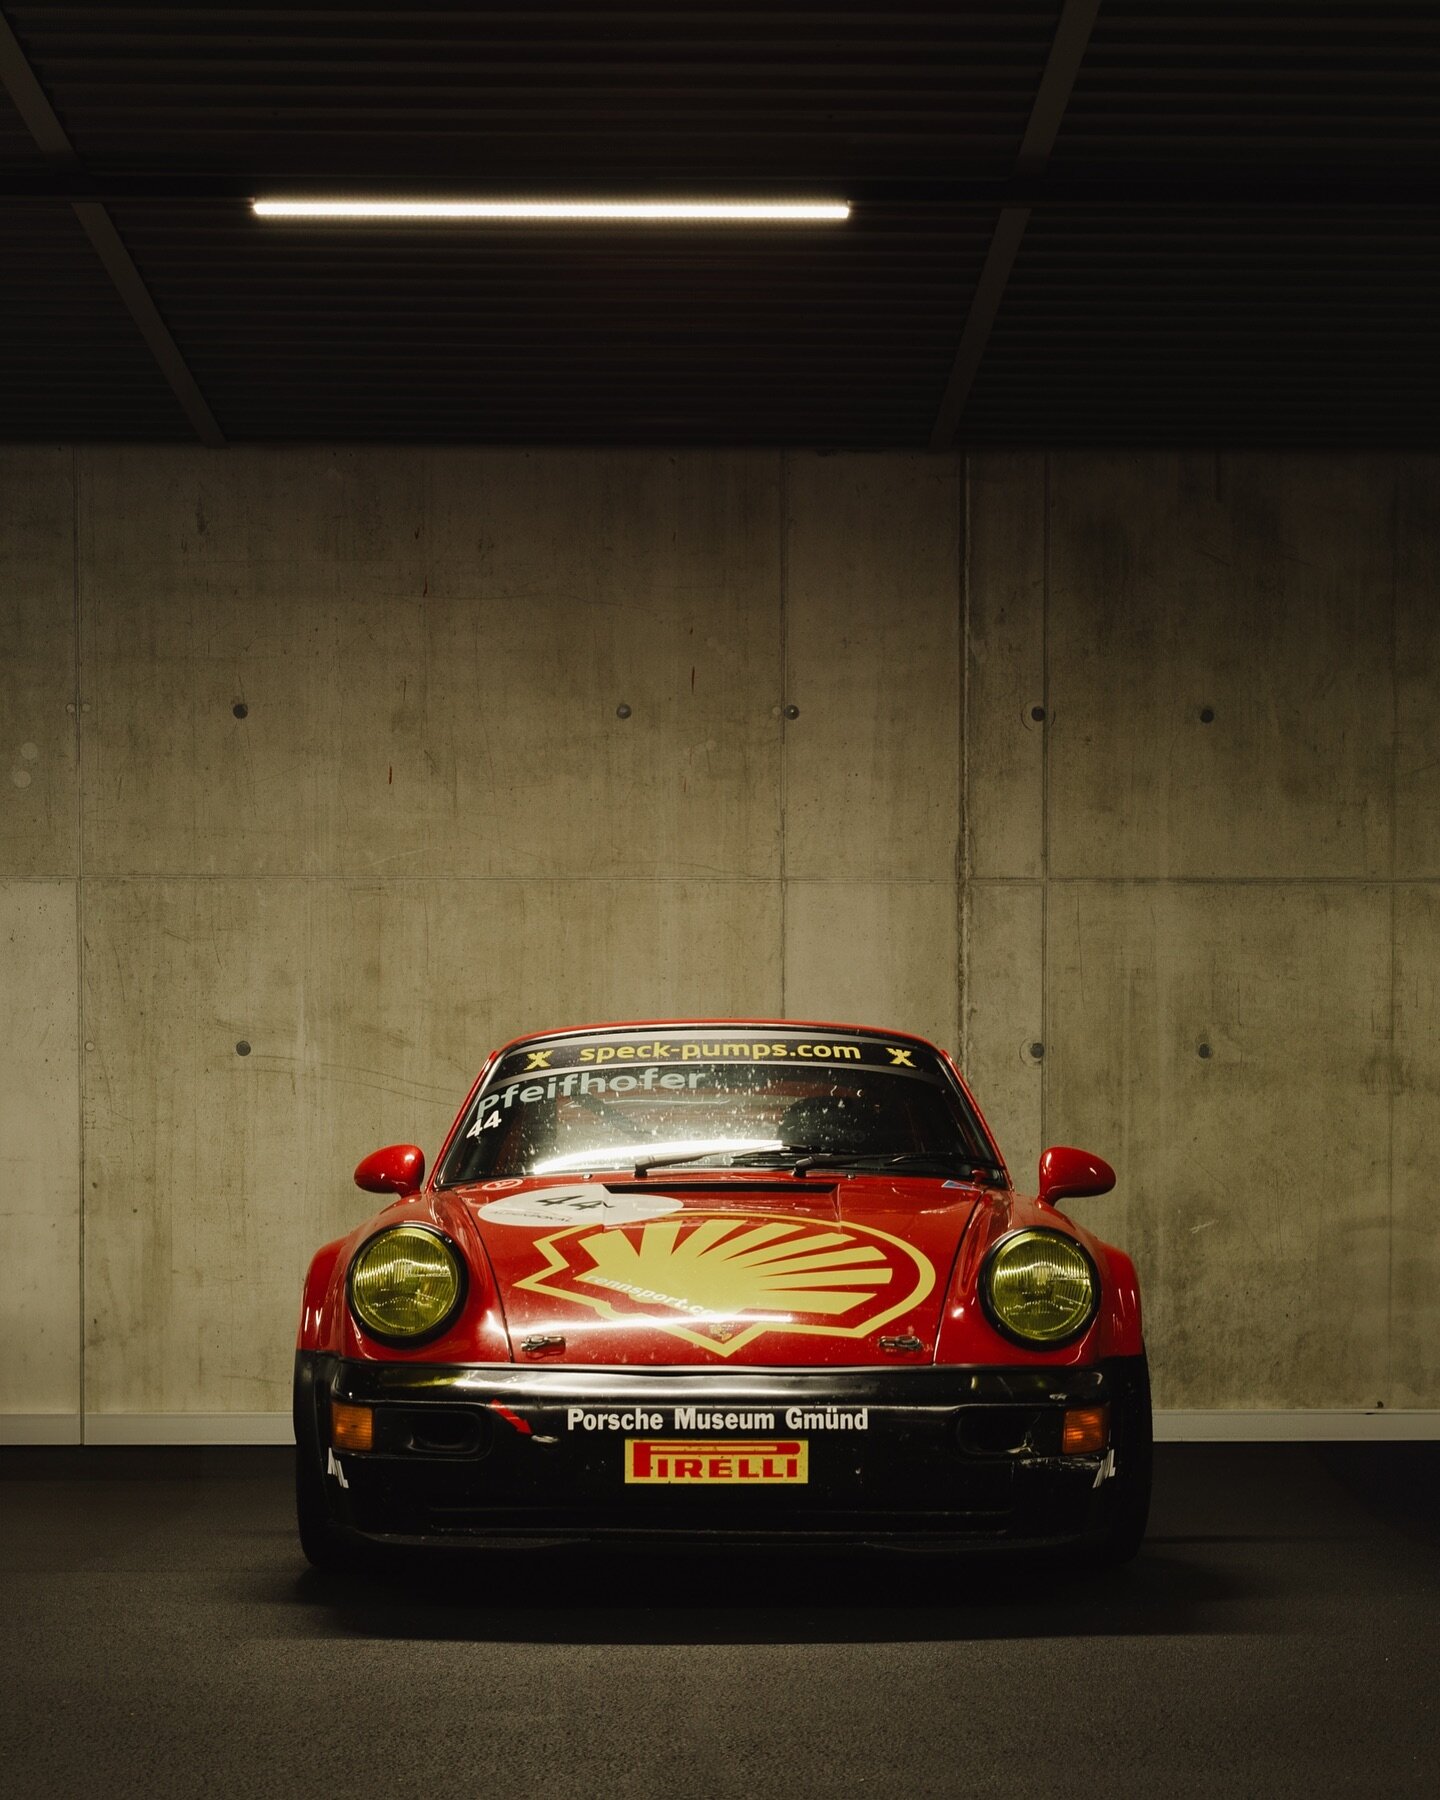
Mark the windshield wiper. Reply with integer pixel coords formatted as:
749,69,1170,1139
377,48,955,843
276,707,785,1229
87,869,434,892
631,1148,741,1177
633,1144,844,1177
632,1145,1003,1181
784,1150,1005,1181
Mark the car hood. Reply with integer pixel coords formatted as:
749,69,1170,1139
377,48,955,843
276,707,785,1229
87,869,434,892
445,1172,985,1366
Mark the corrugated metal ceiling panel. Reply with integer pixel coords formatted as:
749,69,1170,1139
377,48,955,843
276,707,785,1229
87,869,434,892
0,3,1436,445
1054,2,1440,169
966,205,1440,445
10,4,1056,178
0,200,193,437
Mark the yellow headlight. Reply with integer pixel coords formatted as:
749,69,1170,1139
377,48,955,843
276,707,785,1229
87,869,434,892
349,1226,463,1341
984,1229,1097,1345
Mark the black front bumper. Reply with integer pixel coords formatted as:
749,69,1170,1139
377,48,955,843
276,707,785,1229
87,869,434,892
295,1352,1147,1552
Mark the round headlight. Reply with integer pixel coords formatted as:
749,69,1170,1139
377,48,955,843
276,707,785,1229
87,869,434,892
983,1229,1097,1347
349,1226,464,1343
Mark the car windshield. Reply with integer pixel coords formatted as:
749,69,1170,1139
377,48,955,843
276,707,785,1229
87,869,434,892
435,1027,1002,1185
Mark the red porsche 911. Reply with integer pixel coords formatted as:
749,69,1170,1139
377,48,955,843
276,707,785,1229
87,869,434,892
294,1021,1149,1567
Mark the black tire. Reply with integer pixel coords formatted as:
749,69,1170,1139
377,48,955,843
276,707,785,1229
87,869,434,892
1091,1355,1153,1567
295,1439,359,1574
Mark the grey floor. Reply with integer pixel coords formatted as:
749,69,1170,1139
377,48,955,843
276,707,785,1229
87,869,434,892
2,1443,1437,1799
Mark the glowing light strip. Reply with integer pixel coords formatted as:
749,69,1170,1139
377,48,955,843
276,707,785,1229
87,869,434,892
252,198,850,223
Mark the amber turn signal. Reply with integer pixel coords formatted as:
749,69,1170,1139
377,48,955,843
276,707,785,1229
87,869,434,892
1061,1404,1110,1455
331,1401,374,1452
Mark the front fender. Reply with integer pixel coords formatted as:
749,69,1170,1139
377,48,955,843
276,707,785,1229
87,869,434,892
295,1196,513,1363
935,1193,1144,1364
1091,1243,1143,1358
297,1237,347,1352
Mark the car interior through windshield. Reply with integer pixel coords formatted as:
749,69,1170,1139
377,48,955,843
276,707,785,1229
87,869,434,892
437,1033,1002,1184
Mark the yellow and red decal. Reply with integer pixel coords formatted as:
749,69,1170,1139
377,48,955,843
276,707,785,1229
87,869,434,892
514,1210,936,1358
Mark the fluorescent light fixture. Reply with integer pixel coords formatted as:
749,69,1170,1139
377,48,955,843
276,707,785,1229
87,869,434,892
251,198,850,223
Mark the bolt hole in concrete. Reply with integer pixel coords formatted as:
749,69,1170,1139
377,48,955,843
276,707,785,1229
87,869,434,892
1198,1043,1213,1059
235,1041,251,1057
615,703,632,719
232,702,249,719
1031,705,1047,722
784,704,800,719
1200,705,1215,723
1030,1042,1045,1060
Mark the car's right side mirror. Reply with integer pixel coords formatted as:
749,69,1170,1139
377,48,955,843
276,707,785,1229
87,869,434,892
1037,1145,1116,1206
354,1143,426,1196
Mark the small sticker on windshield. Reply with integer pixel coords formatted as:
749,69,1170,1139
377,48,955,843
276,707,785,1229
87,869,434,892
476,1188,685,1229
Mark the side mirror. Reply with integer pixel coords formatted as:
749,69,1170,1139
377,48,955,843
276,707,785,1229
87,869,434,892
1038,1145,1115,1206
355,1143,426,1197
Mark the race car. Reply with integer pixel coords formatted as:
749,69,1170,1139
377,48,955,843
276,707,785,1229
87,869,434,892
294,1020,1150,1567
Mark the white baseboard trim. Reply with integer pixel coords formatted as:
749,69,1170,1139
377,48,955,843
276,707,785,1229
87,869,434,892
3,1410,1438,1446
1155,1410,1440,1441
0,1414,83,1445
80,1413,295,1446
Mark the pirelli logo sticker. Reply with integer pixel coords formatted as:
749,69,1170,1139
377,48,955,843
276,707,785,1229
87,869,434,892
625,1438,807,1485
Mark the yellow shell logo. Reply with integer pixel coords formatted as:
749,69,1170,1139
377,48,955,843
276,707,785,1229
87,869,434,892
516,1212,935,1356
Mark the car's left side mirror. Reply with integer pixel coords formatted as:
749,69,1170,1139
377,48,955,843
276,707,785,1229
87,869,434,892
1038,1145,1115,1206
354,1143,426,1196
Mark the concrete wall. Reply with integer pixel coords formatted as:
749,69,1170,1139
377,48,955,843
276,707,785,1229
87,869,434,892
2,446,1435,1437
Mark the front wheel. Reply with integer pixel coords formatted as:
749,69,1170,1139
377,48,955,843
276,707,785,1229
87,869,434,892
1091,1356,1153,1566
295,1440,359,1574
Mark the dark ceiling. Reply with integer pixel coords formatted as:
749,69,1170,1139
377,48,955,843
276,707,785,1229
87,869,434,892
1,3,1437,448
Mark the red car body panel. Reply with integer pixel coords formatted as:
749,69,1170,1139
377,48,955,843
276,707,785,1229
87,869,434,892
298,1018,1141,1370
